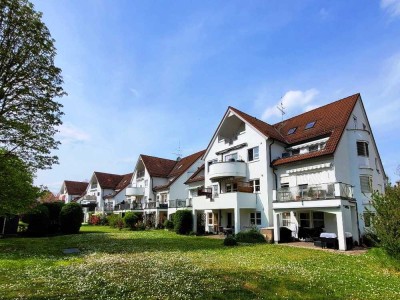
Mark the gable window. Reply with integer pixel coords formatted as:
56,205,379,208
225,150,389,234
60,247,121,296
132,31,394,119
250,179,260,192
357,141,369,157
248,146,259,161
225,153,238,162
287,127,297,135
360,175,372,193
305,121,316,129
250,211,261,225
308,145,318,152
226,182,237,193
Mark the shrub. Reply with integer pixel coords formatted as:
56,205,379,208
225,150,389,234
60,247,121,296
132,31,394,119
124,212,139,230
174,210,193,235
370,187,400,259
24,204,50,236
223,236,238,246
279,227,293,243
362,231,380,247
163,219,174,230
59,203,84,234
235,228,266,244
42,201,64,234
89,214,101,225
107,214,122,228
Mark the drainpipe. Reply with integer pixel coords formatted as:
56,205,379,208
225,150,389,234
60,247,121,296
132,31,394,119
268,139,278,190
354,198,361,244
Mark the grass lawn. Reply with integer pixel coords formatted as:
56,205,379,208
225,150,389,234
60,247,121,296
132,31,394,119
1,226,399,299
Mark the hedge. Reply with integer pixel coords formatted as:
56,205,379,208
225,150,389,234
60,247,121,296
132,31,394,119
60,203,84,234
173,210,193,235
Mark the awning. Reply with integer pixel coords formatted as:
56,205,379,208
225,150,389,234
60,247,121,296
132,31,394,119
186,184,204,190
288,137,329,150
287,163,332,174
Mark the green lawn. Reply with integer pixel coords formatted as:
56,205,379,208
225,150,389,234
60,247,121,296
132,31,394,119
0,226,399,299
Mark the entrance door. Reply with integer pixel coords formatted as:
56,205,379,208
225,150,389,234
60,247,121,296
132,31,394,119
227,212,233,228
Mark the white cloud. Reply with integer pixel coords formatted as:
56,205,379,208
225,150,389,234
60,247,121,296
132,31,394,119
261,88,319,121
129,88,140,98
381,0,400,17
57,123,90,145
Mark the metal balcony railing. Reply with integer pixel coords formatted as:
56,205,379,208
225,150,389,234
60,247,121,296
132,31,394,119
275,182,353,202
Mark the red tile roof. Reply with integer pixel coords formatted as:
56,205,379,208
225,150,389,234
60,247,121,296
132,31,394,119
152,150,206,191
94,172,125,189
64,181,88,195
140,155,177,178
99,173,133,199
229,93,360,166
184,164,205,184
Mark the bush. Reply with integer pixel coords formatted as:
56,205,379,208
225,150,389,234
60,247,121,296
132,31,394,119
42,201,64,234
362,231,380,247
174,210,193,235
107,214,122,228
370,187,400,259
24,204,50,236
163,219,174,230
235,228,266,243
88,214,101,225
279,227,293,243
59,203,83,234
124,212,139,230
223,236,238,246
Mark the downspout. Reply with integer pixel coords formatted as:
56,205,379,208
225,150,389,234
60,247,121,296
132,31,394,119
268,139,277,190
354,197,361,245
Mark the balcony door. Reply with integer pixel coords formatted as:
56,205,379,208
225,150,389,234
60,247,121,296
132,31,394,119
227,212,233,228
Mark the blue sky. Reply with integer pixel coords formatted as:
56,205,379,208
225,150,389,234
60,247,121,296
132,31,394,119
31,0,400,192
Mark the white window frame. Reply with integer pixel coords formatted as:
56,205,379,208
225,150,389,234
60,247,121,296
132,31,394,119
360,175,372,193
248,146,259,162
250,211,261,225
250,179,260,192
225,152,238,162
282,212,291,227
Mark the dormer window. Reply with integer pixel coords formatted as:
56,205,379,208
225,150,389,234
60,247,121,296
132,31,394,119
308,145,318,152
305,121,316,130
287,127,297,135
292,149,300,155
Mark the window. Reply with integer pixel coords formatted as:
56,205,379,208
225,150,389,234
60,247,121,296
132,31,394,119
97,192,100,196
282,212,291,227
357,141,369,157
248,146,259,161
313,212,325,228
160,193,168,204
308,144,318,152
353,115,357,129
226,182,237,193
363,123,367,130
144,179,148,187
291,149,300,155
208,213,213,225
305,121,316,129
375,158,380,173
250,179,260,192
299,212,310,227
360,175,372,193
287,127,297,135
363,212,375,227
212,184,219,198
250,212,261,225
299,184,308,198
225,153,238,162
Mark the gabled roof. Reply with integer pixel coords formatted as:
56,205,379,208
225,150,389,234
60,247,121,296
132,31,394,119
184,164,205,184
272,93,359,166
153,150,206,191
226,94,360,166
101,173,133,199
140,155,177,178
63,181,88,195
94,172,125,189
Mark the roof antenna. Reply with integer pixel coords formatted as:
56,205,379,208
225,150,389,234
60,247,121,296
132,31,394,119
173,141,182,161
277,97,286,122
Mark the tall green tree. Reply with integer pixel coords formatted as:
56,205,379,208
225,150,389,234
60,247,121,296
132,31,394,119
0,151,39,218
0,0,66,170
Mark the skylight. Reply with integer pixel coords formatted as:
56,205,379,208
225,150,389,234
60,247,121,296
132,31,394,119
305,121,316,130
287,127,297,135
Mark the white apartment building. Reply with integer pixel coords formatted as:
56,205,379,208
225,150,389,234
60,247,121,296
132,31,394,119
191,94,386,250
125,150,204,226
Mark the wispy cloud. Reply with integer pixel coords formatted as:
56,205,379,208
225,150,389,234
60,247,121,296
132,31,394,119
381,0,400,17
58,123,91,145
261,89,319,121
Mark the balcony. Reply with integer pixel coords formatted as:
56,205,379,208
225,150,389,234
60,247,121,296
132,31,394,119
125,186,145,196
208,161,247,181
192,192,258,210
145,201,168,209
82,195,97,201
274,182,354,202
169,199,192,208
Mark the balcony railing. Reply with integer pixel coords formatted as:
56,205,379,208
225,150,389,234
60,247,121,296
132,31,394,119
125,186,145,196
169,199,192,208
275,182,353,202
208,160,247,181
144,201,168,209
